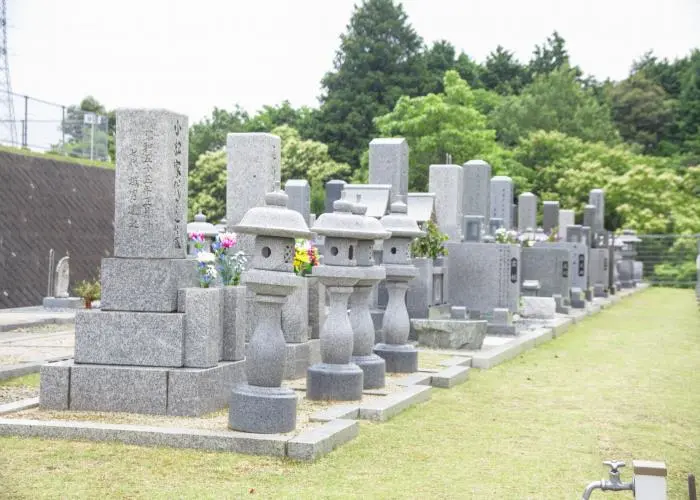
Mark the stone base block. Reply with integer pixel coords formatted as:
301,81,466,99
167,360,246,417
520,296,556,319
46,360,245,416
594,284,608,298
221,286,247,361
584,288,593,302
350,354,386,389
570,288,586,309
74,310,184,367
178,288,222,368
306,363,364,401
284,342,310,380
39,361,71,410
374,344,418,373
70,363,169,414
228,384,297,434
42,297,82,309
101,257,198,312
412,319,487,350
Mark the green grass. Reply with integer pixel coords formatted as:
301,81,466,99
0,288,698,499
0,144,113,169
0,373,40,388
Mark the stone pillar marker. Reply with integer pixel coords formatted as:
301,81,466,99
307,194,369,401
226,133,281,255
369,138,409,201
284,179,311,225
114,109,188,258
518,192,538,232
589,188,605,233
542,201,560,235
324,180,346,213
462,159,491,224
490,176,513,230
375,200,425,372
228,186,312,434
558,209,575,240
428,164,463,241
348,195,390,389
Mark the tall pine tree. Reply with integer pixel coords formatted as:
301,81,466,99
315,0,427,170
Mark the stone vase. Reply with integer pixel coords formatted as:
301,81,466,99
221,285,247,361
282,276,309,343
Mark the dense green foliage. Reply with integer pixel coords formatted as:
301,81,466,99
59,0,700,236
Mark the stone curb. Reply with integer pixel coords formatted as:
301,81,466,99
0,356,73,381
308,404,359,423
287,419,358,461
431,366,470,388
0,397,39,416
438,356,472,367
0,316,75,333
358,385,432,422
395,372,433,387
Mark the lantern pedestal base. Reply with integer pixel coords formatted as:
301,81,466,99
350,354,386,389
228,384,297,434
374,343,418,373
306,363,363,401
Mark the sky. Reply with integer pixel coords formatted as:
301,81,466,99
6,0,700,148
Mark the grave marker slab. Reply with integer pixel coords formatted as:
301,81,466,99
462,160,491,223
369,138,409,200
429,165,463,241
490,176,513,230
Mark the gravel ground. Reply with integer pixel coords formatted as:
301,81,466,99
0,385,39,405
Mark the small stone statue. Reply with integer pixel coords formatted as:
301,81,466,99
54,256,70,298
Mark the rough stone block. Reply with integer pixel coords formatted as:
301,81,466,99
221,286,247,361
412,318,487,350
167,360,246,417
39,361,71,410
101,257,198,312
520,296,556,319
369,138,409,200
74,310,185,367
114,109,188,259
70,363,169,414
287,419,359,461
178,287,222,368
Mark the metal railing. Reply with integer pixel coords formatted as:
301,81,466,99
0,91,110,161
635,234,699,289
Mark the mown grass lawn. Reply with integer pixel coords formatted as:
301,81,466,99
0,288,698,499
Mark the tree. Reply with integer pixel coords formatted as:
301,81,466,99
528,31,580,78
374,70,500,191
188,106,249,171
421,40,458,94
54,96,115,161
676,50,700,153
606,73,674,153
490,65,620,146
188,149,227,222
315,0,428,170
244,101,318,139
481,46,531,95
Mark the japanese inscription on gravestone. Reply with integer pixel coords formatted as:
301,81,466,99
562,261,569,278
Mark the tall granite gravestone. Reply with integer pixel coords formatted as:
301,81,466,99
227,133,281,256
490,176,513,230
518,192,538,232
324,180,346,213
462,160,491,223
285,179,311,225
41,109,245,416
558,209,575,240
429,164,463,241
369,138,409,202
583,205,597,234
589,188,605,233
542,201,560,235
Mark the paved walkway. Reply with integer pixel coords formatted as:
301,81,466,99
0,306,76,332
0,327,75,366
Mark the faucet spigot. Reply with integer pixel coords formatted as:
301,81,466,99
603,461,626,483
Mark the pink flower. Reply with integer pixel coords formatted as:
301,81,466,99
188,232,205,243
218,232,237,249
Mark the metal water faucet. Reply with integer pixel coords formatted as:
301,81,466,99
582,461,635,499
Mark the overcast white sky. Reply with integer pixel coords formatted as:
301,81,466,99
9,0,700,126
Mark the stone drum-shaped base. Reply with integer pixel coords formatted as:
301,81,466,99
351,354,386,390
229,384,297,434
374,343,418,373
306,363,363,401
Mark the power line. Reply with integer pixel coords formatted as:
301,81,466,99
0,0,17,146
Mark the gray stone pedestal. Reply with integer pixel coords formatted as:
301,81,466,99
228,384,297,434
307,363,364,401
374,343,418,373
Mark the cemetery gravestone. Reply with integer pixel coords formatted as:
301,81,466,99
369,138,409,201
518,192,538,232
429,164,464,241
285,179,311,226
490,176,513,230
324,180,346,213
462,160,491,223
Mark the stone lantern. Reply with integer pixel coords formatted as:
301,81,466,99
376,199,425,373
307,194,375,401
186,212,219,255
349,195,390,389
228,185,312,434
